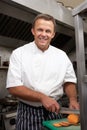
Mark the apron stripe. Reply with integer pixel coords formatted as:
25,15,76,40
16,101,63,130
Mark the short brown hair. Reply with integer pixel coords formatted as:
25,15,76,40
32,13,56,32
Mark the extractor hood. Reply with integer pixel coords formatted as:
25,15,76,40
0,0,77,53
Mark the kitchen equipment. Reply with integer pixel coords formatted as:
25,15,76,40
0,56,1,66
42,118,80,130
66,6,73,10
0,96,18,130
0,70,8,99
56,1,64,6
2,61,9,66
59,107,80,115
3,111,17,130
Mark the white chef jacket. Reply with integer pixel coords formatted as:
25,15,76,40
6,41,77,106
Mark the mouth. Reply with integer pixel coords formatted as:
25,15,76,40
39,37,48,43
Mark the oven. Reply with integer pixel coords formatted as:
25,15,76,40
3,111,17,130
0,96,18,130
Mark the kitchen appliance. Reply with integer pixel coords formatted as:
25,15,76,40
3,111,17,130
0,96,18,130
0,0,77,54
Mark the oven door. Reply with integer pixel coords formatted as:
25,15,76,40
3,111,17,130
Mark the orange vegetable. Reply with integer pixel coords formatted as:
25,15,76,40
53,123,61,127
67,114,80,124
53,121,70,127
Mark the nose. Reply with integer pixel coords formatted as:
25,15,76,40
41,30,47,36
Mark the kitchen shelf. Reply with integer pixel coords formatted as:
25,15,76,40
0,66,8,70
72,1,87,130
84,75,87,83
72,1,87,17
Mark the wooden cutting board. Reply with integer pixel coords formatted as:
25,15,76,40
42,118,81,130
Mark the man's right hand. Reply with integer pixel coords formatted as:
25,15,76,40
40,95,60,114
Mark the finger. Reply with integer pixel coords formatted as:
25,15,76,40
51,105,56,113
55,104,60,114
46,104,53,112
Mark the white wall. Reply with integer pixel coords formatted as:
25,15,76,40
0,46,12,99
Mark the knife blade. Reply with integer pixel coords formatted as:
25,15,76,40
59,107,80,115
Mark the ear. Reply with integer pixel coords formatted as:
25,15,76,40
31,28,35,35
52,32,55,39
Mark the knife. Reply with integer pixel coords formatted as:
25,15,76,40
59,107,80,115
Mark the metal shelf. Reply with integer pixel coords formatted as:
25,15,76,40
84,75,87,83
0,66,8,70
72,1,87,17
72,1,87,130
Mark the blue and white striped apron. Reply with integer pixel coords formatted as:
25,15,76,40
16,101,63,130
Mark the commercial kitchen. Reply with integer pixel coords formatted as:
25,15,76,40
0,0,87,130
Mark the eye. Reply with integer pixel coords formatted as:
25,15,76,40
46,30,51,33
37,28,43,32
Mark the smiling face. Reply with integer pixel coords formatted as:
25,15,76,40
31,19,55,51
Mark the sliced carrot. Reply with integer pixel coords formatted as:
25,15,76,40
53,121,70,127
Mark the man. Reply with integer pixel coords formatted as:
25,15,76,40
6,13,79,130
